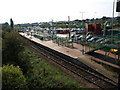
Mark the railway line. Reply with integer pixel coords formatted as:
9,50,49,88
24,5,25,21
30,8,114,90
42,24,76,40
23,36,118,89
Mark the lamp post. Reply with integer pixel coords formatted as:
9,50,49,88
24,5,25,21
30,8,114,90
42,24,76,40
51,19,54,39
68,16,71,39
94,12,97,23
112,0,115,36
80,12,85,21
80,12,85,54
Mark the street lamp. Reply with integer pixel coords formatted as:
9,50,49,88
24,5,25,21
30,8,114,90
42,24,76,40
80,12,85,54
51,19,54,39
80,12,85,20
112,0,115,36
68,16,71,39
94,12,97,23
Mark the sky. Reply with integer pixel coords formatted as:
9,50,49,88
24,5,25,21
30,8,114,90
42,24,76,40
0,0,119,24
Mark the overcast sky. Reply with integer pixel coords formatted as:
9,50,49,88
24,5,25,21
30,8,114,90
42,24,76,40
0,0,118,24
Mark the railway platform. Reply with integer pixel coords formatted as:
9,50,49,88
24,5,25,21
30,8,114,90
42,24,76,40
20,33,119,83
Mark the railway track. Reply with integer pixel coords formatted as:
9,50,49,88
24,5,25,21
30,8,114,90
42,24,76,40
21,35,118,89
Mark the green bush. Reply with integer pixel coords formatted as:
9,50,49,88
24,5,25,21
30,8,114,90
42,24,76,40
2,64,28,90
18,51,31,74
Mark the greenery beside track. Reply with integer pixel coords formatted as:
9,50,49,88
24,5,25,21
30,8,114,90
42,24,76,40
1,22,83,89
25,47,82,89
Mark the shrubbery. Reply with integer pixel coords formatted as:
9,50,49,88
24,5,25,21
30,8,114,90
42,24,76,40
2,32,24,63
2,31,31,74
2,64,28,90
2,31,25,64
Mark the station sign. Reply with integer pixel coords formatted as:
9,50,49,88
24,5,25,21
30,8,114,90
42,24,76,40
116,0,120,12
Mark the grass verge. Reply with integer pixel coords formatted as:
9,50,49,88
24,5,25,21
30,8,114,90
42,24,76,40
25,47,83,89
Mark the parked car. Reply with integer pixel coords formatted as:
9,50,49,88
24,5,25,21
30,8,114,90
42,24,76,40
115,40,120,44
96,38,104,43
68,39,73,43
86,34,93,40
100,38,113,44
71,34,75,38
88,37,100,42
77,35,85,40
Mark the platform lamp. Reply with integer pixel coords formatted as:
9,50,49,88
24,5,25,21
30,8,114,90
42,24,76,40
80,12,85,54
111,0,115,37
51,19,54,39
103,21,108,37
68,16,71,39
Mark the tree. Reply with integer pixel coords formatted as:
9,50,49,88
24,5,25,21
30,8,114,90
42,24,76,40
74,19,82,22
10,18,14,29
2,31,31,74
102,16,107,21
2,31,25,64
2,22,12,32
2,64,28,90
2,22,9,29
